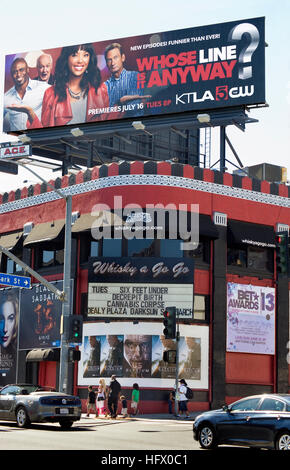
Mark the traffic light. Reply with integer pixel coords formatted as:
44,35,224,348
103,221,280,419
68,348,81,362
68,315,83,343
275,231,289,275
163,350,176,363
163,307,176,339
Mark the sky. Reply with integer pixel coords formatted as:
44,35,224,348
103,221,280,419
0,0,289,192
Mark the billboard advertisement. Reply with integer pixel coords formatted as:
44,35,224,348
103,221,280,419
88,257,194,319
227,282,275,354
0,289,19,386
18,281,64,350
78,322,209,388
3,17,265,133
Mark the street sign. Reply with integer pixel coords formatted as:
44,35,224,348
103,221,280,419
0,143,31,159
0,273,31,288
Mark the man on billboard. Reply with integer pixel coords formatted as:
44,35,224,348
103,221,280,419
123,334,151,377
3,58,50,132
83,335,101,377
35,53,54,85
104,43,151,116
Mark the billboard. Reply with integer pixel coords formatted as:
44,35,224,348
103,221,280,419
227,282,275,354
78,322,209,388
19,281,64,350
0,289,19,386
3,17,265,133
88,257,194,319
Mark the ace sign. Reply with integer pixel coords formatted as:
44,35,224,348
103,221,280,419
0,143,31,159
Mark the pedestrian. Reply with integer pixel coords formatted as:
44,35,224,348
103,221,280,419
96,378,107,417
131,383,140,415
107,374,121,418
178,379,190,418
168,389,175,414
120,395,128,418
86,385,97,417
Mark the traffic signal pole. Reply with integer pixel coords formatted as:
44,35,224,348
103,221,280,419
58,194,72,394
174,329,180,416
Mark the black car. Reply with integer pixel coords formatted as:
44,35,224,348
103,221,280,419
193,394,290,450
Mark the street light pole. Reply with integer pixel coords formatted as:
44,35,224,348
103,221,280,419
58,194,72,394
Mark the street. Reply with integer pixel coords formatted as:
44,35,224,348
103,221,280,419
0,415,197,451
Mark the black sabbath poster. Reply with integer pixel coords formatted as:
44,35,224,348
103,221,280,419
0,289,19,386
3,17,265,132
18,281,64,350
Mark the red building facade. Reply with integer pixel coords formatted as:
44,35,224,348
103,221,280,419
0,160,289,413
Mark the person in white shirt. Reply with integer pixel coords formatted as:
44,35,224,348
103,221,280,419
3,58,50,132
177,378,190,418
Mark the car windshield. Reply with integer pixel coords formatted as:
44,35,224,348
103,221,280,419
0,385,43,395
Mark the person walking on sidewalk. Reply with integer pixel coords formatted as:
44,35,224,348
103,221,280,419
131,383,140,415
178,379,190,418
96,378,107,417
108,375,121,418
86,385,97,417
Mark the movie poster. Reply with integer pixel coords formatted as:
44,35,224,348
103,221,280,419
3,17,265,133
78,322,208,388
19,281,64,350
0,289,19,386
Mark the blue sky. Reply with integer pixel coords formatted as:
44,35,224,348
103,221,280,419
0,0,289,191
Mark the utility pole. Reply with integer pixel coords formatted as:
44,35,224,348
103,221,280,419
174,329,180,416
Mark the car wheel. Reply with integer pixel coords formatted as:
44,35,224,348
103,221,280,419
59,420,74,430
199,424,217,449
16,407,30,428
275,432,290,450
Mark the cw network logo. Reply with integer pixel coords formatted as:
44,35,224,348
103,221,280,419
90,196,199,251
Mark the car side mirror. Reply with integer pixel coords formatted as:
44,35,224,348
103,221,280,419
222,404,230,412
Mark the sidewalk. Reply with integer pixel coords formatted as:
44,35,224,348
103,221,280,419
80,412,200,422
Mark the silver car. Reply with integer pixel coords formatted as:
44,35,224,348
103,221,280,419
0,384,82,429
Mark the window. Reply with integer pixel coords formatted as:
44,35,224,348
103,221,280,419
184,236,209,263
6,252,23,274
38,248,64,268
127,239,155,257
227,245,273,272
160,240,183,257
102,239,122,257
230,397,261,412
90,241,99,257
259,398,285,412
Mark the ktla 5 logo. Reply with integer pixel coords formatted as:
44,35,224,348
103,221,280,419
216,85,228,101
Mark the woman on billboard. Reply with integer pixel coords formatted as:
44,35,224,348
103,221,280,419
10,43,116,128
0,292,19,386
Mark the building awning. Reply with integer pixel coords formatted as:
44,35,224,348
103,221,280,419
26,348,60,362
199,214,219,239
0,230,23,250
228,220,276,248
72,211,123,233
71,210,219,239
23,220,65,246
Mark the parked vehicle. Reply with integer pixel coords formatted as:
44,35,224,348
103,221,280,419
193,394,290,450
0,384,82,429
